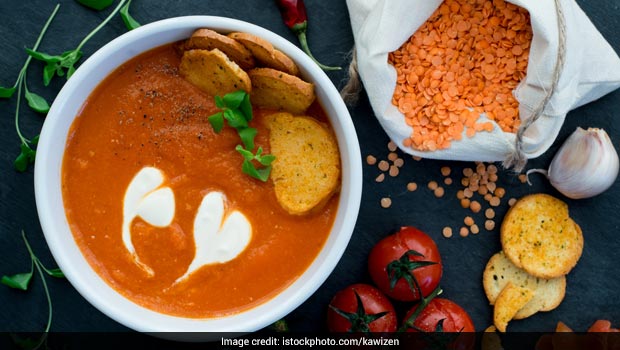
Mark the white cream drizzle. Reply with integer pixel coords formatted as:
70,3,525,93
122,167,175,275
175,191,252,284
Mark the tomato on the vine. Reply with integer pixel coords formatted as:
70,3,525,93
368,226,443,301
327,283,397,333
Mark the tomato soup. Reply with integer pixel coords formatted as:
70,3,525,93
61,44,338,317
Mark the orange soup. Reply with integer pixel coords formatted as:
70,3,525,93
62,43,338,317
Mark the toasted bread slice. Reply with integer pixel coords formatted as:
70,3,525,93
265,112,340,215
501,194,583,279
483,251,566,319
228,32,299,76
493,282,534,332
249,68,315,114
179,49,251,96
184,28,255,70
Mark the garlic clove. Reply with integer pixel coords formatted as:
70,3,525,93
547,127,619,199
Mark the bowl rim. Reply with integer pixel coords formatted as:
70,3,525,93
34,15,362,338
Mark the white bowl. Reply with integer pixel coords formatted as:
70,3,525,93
34,16,362,339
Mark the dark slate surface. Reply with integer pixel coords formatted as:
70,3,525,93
0,0,618,334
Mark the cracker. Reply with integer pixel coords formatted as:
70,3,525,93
501,194,583,279
493,282,534,332
483,251,566,319
179,49,251,96
265,112,340,215
184,28,255,70
249,68,315,114
228,32,299,76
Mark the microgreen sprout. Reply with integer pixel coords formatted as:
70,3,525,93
120,0,141,30
2,231,64,350
208,90,276,182
0,4,60,172
76,0,114,11
26,0,130,84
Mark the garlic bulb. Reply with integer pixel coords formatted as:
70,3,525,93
528,127,619,199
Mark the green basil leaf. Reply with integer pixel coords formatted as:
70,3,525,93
255,166,272,182
257,154,275,166
208,112,224,133
214,95,224,109
238,127,256,150
222,90,246,110
0,86,16,98
75,0,114,11
235,145,254,161
60,50,82,68
241,160,271,182
240,93,252,121
14,152,29,172
120,0,141,31
66,64,77,79
1,272,33,291
43,63,57,86
25,48,61,63
31,135,40,146
224,109,248,129
45,268,64,278
25,91,50,114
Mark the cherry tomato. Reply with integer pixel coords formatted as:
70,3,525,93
368,226,443,301
588,320,619,332
403,298,475,350
327,283,397,333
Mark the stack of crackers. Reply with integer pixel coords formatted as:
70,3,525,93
483,194,584,332
178,28,316,115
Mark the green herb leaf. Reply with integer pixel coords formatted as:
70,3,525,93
208,112,224,133
1,272,33,291
76,0,114,11
241,160,271,182
14,143,36,172
238,127,257,150
24,91,50,113
235,145,254,161
239,93,252,121
43,63,57,86
31,135,40,146
25,48,61,63
224,109,248,129
215,95,224,109
60,49,82,67
120,0,141,31
256,154,275,166
0,86,16,98
222,90,246,110
10,334,42,350
45,268,65,279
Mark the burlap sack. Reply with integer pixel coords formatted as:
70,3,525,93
345,0,620,169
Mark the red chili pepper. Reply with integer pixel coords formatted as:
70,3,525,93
275,0,341,71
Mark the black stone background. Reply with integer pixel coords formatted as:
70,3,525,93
0,0,618,336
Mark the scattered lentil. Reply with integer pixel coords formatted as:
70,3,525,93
485,208,496,219
456,190,465,199
486,182,497,193
463,188,474,198
444,177,453,185
463,168,474,177
434,187,445,198
407,182,418,191
388,152,398,161
484,193,493,202
441,166,451,176
489,196,501,207
380,197,392,208
388,140,398,152
508,197,517,206
389,165,400,177
495,187,506,198
459,227,469,237
518,174,527,183
413,156,422,161
470,200,482,213
443,227,453,238
485,219,496,231
460,198,471,208
375,173,385,183
471,224,480,234
428,181,439,190
464,216,474,226
394,158,405,167
378,160,390,172
366,155,377,165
